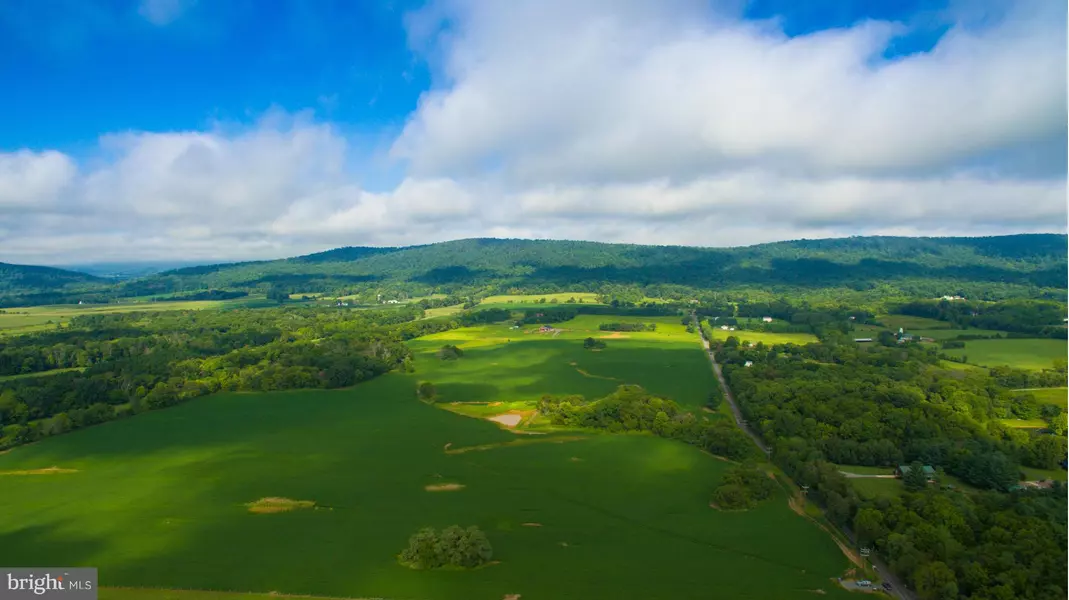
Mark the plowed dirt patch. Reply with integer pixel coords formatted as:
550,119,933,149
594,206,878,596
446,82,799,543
246,497,315,514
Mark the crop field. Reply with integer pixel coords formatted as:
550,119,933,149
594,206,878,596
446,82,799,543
422,304,464,319
411,315,716,409
480,292,600,305
0,299,264,336
1,315,855,600
705,326,818,346
941,338,1067,370
999,418,1047,429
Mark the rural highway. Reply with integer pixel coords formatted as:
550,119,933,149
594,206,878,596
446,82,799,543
695,321,914,600
697,324,767,454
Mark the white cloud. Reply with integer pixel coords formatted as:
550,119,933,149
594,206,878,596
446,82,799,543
0,150,77,211
0,0,1065,265
394,0,1065,183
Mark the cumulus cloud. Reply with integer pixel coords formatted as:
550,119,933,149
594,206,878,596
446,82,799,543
0,0,1065,265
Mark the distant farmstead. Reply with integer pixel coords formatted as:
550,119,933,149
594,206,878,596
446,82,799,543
895,465,936,481
762,316,773,323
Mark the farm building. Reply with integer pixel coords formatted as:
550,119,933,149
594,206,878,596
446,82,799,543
854,338,873,343
895,465,935,480
762,316,773,323
539,325,553,332
744,361,754,367
720,325,729,330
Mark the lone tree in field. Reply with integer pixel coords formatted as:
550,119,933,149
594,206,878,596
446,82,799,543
436,344,464,360
400,525,492,569
583,337,606,350
417,381,437,402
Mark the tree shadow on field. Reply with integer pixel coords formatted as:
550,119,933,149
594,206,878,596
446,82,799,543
434,382,501,403
0,521,108,570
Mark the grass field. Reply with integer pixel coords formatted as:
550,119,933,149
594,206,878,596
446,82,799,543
877,315,952,330
910,328,1006,340
0,367,84,382
422,305,464,319
412,315,717,409
1020,466,1069,482
1019,388,1067,407
999,418,1047,429
0,315,855,600
705,326,818,346
941,339,1067,370
0,299,267,336
480,292,600,305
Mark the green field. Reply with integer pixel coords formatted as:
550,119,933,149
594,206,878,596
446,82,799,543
1020,466,1069,482
0,367,85,382
706,326,818,346
1019,388,1068,407
480,292,600,305
412,316,716,409
911,328,1006,340
877,314,952,330
941,338,1068,370
0,316,855,600
0,299,266,336
999,418,1047,429
422,304,464,319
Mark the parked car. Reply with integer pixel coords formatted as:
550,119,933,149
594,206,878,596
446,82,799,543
882,582,893,590
857,580,871,587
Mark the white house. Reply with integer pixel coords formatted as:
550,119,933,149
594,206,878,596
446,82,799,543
744,361,754,367
720,325,729,330
762,316,773,323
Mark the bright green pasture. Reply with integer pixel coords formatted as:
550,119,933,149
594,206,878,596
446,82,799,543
911,328,1006,340
0,375,852,600
836,465,894,476
999,418,1047,429
423,304,464,319
0,367,84,382
410,317,716,409
1020,466,1069,482
1020,388,1068,407
705,326,818,346
480,292,600,305
0,300,256,335
941,339,1068,370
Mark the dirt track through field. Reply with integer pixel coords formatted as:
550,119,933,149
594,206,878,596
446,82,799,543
0,466,78,475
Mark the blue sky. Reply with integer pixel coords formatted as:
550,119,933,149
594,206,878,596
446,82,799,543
0,0,1064,264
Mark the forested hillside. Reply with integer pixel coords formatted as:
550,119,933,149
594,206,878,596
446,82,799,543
0,263,110,306
1,234,1065,307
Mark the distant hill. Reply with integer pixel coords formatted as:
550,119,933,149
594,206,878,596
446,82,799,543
1,234,1065,306
0,263,109,306
114,234,1067,298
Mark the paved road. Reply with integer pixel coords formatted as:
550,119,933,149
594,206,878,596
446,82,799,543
697,324,767,454
696,321,914,600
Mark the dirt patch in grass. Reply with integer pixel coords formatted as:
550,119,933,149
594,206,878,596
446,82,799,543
503,595,521,600
521,522,542,527
708,502,721,510
488,413,523,427
599,332,630,339
0,466,78,476
246,497,316,514
425,483,465,492
443,442,452,451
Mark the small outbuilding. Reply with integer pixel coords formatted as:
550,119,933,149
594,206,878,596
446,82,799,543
895,465,936,481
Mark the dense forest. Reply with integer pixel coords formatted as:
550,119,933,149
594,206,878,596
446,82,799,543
2,234,1065,307
716,333,1067,599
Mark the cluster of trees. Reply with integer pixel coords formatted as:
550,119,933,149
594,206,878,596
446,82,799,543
538,385,756,460
720,339,1067,484
598,322,656,332
0,306,461,449
399,526,493,569
582,337,606,350
718,337,1067,599
436,345,464,360
895,299,1068,338
711,463,778,509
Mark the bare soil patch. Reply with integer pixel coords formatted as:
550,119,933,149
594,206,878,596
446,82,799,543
0,466,78,476
246,497,316,514
488,413,523,427
521,522,542,527
425,483,465,492
572,366,618,380
599,332,630,339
